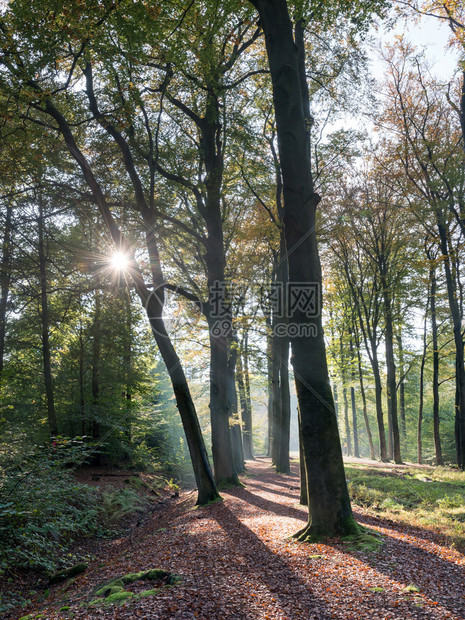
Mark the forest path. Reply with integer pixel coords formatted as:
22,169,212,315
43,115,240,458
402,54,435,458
23,458,465,619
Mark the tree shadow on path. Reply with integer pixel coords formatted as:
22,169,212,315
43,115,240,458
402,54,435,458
210,501,331,619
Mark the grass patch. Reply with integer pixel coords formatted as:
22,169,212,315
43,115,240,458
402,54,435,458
346,464,465,550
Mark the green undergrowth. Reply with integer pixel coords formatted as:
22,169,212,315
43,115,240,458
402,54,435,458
89,568,181,607
346,463,465,550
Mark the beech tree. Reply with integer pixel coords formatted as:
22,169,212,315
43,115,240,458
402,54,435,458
248,0,370,539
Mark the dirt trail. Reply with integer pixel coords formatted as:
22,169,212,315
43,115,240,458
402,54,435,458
18,458,465,619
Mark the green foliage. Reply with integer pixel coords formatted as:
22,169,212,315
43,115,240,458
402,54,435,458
0,442,99,576
0,441,149,580
97,487,148,528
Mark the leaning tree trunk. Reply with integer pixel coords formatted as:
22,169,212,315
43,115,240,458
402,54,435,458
38,200,58,438
43,97,218,505
251,0,359,539
142,277,219,505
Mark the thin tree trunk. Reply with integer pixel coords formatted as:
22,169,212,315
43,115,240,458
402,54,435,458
91,291,101,456
371,347,387,461
79,318,86,436
340,335,352,457
276,235,291,474
418,300,429,465
349,333,360,458
228,338,245,474
396,329,406,438
381,269,402,464
277,335,291,473
428,259,443,465
124,291,132,453
38,200,58,437
271,312,281,466
266,327,273,457
0,204,12,392
238,338,254,460
355,335,375,460
436,214,465,468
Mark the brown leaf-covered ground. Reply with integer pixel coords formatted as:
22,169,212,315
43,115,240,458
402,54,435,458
12,458,465,619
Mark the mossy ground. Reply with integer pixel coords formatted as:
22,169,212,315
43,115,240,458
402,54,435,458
88,568,181,607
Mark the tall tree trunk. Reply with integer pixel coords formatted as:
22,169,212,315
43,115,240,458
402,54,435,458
436,214,465,468
371,346,388,462
429,259,443,465
297,406,308,505
251,0,359,539
346,265,386,461
354,333,375,460
277,335,291,473
79,318,86,436
380,264,402,463
340,335,352,457
228,338,245,474
238,337,254,460
396,329,406,438
266,326,273,457
349,333,360,458
203,91,239,486
342,385,351,457
91,291,101,459
270,311,281,466
381,269,402,464
418,299,429,465
124,291,132,452
0,204,12,392
207,311,239,486
38,200,58,437
276,235,291,474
